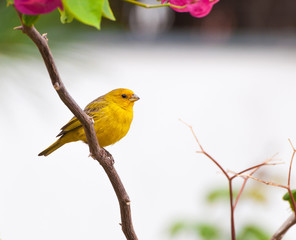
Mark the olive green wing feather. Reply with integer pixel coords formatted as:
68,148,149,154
56,117,81,137
57,96,107,137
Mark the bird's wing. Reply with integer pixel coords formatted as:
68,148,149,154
84,96,107,113
56,117,82,137
56,96,107,137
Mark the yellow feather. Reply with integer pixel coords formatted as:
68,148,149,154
39,88,139,156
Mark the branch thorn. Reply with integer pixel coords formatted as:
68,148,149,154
13,26,23,30
42,33,48,41
53,82,60,90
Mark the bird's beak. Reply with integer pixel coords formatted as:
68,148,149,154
129,94,140,102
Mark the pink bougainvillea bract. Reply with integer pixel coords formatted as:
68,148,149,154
14,0,63,15
162,0,219,18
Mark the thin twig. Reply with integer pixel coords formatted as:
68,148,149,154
232,158,281,210
269,140,296,239
123,0,187,9
180,121,296,240
181,120,285,240
233,172,288,189
287,139,296,217
229,161,283,181
287,188,296,215
233,166,260,210
230,146,296,239
230,162,272,180
287,139,295,187
180,119,229,178
180,119,235,239
180,119,205,152
14,9,138,240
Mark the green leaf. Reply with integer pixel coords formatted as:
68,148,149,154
62,0,104,30
237,225,269,240
283,189,296,212
283,189,296,201
59,8,74,23
6,0,14,6
169,221,188,236
169,221,220,240
102,0,115,21
206,188,238,203
193,223,220,240
22,14,40,27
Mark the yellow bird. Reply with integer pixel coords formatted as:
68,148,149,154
39,88,140,156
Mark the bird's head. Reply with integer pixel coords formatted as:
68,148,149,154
105,88,140,110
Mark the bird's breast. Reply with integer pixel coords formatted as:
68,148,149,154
93,103,134,147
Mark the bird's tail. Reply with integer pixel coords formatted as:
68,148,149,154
38,138,66,156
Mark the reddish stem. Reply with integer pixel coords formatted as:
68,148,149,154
287,144,295,187
233,166,261,210
233,177,247,211
203,152,230,180
287,139,296,218
230,162,268,180
229,180,236,240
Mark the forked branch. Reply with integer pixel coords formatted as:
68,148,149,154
233,139,296,240
180,119,281,240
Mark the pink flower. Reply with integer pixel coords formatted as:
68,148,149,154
14,0,63,15
163,0,189,13
187,0,219,17
162,0,219,18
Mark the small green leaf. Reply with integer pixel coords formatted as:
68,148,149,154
283,189,296,201
62,0,104,30
193,223,220,240
237,225,269,240
206,188,238,203
283,189,296,212
6,0,14,6
102,0,115,21
169,221,221,240
169,221,188,236
59,8,74,23
22,14,40,27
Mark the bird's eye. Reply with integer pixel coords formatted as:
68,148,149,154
121,94,127,98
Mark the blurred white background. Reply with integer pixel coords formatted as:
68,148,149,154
1,38,296,240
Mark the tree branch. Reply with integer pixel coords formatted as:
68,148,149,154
180,119,236,239
271,214,296,240
180,119,283,240
15,10,138,240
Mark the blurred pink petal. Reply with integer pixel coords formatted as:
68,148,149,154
169,0,189,12
187,0,219,18
14,0,63,15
